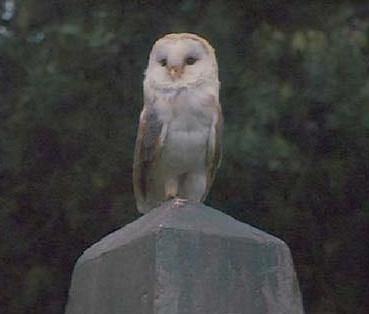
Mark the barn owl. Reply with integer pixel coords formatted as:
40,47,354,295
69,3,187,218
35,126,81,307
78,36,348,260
133,33,223,214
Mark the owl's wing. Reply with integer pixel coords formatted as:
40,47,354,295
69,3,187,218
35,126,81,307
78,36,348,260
203,100,223,201
133,104,167,213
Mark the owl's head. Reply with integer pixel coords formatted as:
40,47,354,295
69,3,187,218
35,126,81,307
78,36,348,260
144,33,219,90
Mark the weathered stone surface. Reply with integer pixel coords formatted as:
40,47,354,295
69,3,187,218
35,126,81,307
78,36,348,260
65,200,304,314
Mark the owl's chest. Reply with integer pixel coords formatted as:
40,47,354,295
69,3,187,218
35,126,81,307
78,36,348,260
157,90,213,170
158,88,214,128
163,123,209,172
166,90,213,141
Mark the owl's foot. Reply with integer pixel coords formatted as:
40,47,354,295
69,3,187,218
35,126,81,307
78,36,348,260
172,197,187,208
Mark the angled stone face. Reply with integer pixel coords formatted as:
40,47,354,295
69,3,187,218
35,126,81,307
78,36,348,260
65,201,304,314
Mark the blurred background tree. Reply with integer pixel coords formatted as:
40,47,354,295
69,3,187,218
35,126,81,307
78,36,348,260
0,1,368,313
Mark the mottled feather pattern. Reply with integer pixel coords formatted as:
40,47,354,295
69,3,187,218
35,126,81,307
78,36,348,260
141,105,163,162
204,101,223,200
133,104,163,200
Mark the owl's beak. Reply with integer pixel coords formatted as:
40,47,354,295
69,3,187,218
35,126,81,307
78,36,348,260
168,65,183,80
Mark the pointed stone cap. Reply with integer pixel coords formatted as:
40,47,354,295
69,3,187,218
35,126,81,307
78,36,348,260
66,200,305,314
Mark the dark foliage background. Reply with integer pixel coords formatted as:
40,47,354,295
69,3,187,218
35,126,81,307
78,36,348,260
1,1,369,313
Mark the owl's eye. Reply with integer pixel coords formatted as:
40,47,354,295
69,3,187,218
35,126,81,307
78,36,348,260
159,58,167,67
185,57,197,65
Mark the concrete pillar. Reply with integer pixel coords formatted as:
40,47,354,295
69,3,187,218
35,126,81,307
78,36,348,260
65,200,304,314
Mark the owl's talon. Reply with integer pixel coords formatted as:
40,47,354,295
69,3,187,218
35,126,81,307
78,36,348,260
172,197,187,208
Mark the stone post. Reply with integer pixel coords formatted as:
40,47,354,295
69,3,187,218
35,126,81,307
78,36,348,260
65,200,304,314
